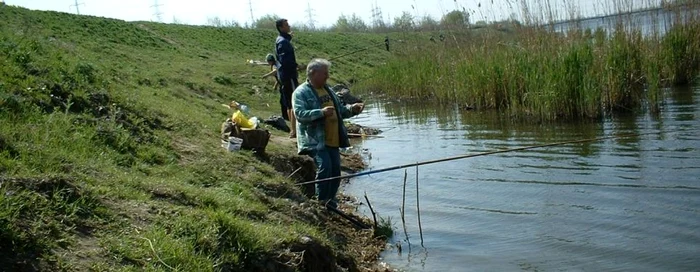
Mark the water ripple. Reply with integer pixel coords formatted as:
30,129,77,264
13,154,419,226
478,178,700,190
445,205,538,215
347,85,700,271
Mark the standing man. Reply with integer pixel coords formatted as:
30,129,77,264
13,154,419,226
292,59,365,209
275,18,299,138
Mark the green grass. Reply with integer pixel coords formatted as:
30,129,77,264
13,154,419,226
0,6,391,271
360,4,700,121
9,3,696,268
374,216,395,239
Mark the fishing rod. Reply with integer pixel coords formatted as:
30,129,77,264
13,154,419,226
297,132,652,186
326,36,390,62
249,37,389,68
251,37,390,65
347,133,384,138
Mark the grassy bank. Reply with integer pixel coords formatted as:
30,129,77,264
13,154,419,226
361,5,700,121
0,6,393,271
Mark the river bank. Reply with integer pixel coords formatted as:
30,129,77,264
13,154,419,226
260,125,392,271
0,6,398,271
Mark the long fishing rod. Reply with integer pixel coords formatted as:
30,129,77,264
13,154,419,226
297,132,650,186
326,36,390,62
251,37,390,65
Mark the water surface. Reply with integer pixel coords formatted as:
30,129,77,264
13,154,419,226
344,84,700,271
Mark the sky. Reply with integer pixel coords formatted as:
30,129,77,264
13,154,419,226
5,0,655,28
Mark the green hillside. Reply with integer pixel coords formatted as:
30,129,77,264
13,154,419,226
1,6,392,271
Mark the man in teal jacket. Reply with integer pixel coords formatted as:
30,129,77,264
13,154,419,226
292,59,364,208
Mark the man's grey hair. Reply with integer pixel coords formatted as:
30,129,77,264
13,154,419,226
306,58,332,78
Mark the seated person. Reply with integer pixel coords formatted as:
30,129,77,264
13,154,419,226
261,54,307,83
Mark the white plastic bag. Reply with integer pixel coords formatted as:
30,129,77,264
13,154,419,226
227,136,243,152
249,116,259,129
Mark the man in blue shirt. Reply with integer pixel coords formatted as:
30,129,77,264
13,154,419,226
275,19,299,138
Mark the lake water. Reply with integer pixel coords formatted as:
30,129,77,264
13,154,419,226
548,7,698,36
343,84,700,271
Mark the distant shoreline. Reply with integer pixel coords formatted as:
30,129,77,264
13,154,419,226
542,4,697,27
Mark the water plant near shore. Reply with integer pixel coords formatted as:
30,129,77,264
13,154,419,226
363,2,700,121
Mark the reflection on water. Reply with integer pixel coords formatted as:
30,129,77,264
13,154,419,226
344,85,700,271
549,7,698,36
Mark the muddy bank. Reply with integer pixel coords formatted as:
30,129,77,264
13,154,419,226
249,195,390,272
264,193,391,272
259,136,392,272
345,123,382,138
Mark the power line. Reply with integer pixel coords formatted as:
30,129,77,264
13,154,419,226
151,0,163,22
305,2,316,30
70,0,85,15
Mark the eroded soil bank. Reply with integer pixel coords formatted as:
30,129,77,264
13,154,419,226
257,124,392,272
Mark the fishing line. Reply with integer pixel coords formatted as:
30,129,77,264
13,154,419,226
326,37,390,62
297,130,688,186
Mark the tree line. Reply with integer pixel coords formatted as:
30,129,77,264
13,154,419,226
190,10,486,33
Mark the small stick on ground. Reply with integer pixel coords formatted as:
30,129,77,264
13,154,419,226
401,169,410,246
140,237,176,271
327,205,370,229
416,165,424,248
287,167,303,179
364,191,378,229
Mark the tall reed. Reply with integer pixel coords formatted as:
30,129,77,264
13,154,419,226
363,1,700,121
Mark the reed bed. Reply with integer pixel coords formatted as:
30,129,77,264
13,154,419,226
364,1,700,120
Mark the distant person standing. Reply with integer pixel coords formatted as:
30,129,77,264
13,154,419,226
275,18,299,138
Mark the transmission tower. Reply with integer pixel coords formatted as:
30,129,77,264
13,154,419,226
371,0,384,28
370,3,376,27
151,0,163,22
305,2,316,30
70,0,85,15
248,0,255,27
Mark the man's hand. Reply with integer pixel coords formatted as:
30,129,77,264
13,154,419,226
322,106,335,117
351,103,365,115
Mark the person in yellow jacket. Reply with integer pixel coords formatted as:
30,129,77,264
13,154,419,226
229,101,258,129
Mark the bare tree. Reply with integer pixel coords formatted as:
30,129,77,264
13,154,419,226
441,10,470,28
331,14,369,32
253,14,280,29
417,14,439,31
394,11,415,30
